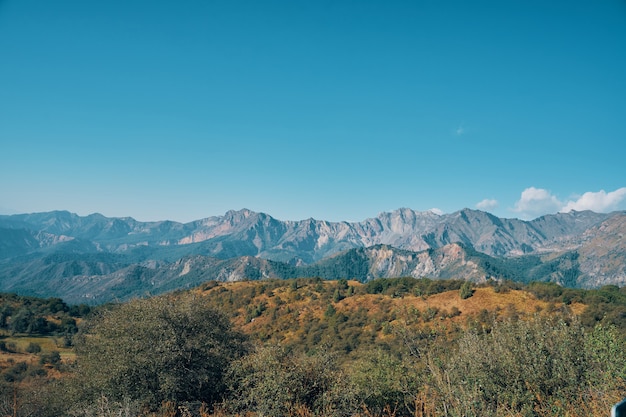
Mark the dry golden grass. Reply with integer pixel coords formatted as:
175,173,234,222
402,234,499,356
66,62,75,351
197,280,585,350
202,280,578,320
0,334,76,372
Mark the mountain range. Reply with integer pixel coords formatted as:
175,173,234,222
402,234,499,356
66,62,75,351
0,208,624,304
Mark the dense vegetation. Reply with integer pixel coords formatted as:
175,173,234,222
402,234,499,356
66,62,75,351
0,293,90,337
0,278,623,417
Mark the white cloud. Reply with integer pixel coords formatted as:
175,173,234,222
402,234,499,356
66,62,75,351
512,186,626,220
428,208,444,215
512,187,562,220
476,199,498,211
448,120,468,136
454,122,467,136
561,188,626,213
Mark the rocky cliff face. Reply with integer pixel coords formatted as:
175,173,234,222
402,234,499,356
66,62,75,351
4,207,618,261
575,214,626,287
1,208,624,303
362,243,482,281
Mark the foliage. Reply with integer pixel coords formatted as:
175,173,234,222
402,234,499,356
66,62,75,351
71,294,249,410
365,277,465,297
39,351,62,368
226,344,355,417
459,281,474,299
0,292,88,338
66,395,142,417
25,342,41,354
347,349,417,416
0,279,624,416
524,282,626,333
425,316,626,417
0,377,58,417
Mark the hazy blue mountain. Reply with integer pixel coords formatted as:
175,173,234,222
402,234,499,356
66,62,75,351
0,208,624,303
0,244,500,304
1,208,618,261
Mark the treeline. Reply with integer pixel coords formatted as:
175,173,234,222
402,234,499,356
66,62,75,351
0,293,91,337
458,244,584,286
490,280,626,331
0,278,624,416
0,294,94,416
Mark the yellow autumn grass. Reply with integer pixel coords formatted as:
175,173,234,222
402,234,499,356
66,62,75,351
0,334,76,369
198,280,585,346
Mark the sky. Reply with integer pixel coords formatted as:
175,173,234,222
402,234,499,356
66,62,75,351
1,0,625,223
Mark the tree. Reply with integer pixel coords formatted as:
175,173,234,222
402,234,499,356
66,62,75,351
333,289,344,303
9,307,34,334
459,281,474,299
72,294,249,410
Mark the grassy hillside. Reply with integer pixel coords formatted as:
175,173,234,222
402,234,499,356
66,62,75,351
195,278,595,357
0,278,623,417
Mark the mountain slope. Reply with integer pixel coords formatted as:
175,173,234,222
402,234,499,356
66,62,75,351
1,208,619,262
0,208,624,303
0,242,596,304
575,214,626,287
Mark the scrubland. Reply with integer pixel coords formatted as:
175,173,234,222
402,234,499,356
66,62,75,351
0,278,623,417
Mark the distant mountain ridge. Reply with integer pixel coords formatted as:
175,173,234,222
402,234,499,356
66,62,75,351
0,208,624,303
0,208,617,260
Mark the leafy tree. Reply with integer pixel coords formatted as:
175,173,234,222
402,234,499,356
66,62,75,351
0,305,12,328
45,297,69,314
9,307,34,334
459,281,474,299
333,288,344,303
72,294,249,410
324,304,337,318
3,362,29,383
69,303,92,317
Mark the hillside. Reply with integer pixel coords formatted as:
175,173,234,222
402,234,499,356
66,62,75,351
194,277,625,355
0,278,623,417
0,243,592,304
0,278,621,376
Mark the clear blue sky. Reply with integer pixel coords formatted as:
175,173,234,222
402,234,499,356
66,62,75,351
1,0,625,222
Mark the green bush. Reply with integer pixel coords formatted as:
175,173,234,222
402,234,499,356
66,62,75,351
227,345,355,417
348,349,417,416
26,342,42,354
459,281,474,299
71,294,249,410
39,351,61,367
427,316,626,416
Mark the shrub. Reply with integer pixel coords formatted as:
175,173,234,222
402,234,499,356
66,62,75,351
39,351,61,367
72,294,249,410
348,349,417,416
459,281,474,299
26,342,42,354
429,315,626,416
226,345,355,417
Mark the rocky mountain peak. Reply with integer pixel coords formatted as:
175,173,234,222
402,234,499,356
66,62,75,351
1,208,624,301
